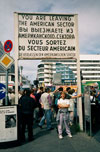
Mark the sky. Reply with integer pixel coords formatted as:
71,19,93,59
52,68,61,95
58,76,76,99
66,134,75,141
0,0,100,83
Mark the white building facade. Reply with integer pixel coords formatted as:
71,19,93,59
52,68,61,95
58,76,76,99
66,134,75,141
37,54,100,86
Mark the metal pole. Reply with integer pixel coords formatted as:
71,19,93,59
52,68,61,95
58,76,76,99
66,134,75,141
5,70,8,105
84,92,86,133
75,15,83,131
89,87,92,136
20,66,23,89
14,13,19,105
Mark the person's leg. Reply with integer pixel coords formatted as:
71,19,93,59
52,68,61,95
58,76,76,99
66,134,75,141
38,115,45,127
70,111,74,125
27,114,33,140
21,114,26,140
39,105,44,121
45,109,52,130
58,113,63,136
34,107,39,122
64,113,72,137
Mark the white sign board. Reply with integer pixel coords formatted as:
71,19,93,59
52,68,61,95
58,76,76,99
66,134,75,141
14,13,78,59
0,106,17,142
14,12,83,130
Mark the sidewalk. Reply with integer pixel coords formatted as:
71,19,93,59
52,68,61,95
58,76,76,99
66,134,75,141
0,123,100,152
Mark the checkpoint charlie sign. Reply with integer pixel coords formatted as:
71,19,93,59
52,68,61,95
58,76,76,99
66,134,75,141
14,13,79,59
14,13,83,130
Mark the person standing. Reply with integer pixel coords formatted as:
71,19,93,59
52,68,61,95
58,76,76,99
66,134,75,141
30,89,36,101
54,87,63,114
10,89,15,105
35,87,44,121
56,91,72,139
38,88,53,130
68,89,76,126
19,89,36,141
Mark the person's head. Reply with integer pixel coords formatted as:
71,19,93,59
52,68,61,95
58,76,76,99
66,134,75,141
22,89,27,96
40,87,44,92
90,86,95,91
31,89,34,94
45,87,51,93
25,89,31,96
61,91,66,99
66,87,71,92
58,87,63,92
68,89,75,95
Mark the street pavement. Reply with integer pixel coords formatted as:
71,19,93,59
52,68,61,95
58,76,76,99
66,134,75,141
0,122,100,152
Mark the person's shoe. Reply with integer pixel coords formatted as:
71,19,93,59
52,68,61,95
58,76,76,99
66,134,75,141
68,134,72,138
59,135,63,139
38,124,43,129
47,127,54,131
28,137,34,142
21,136,25,142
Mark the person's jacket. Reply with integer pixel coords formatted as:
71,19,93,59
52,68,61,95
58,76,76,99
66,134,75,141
19,95,36,114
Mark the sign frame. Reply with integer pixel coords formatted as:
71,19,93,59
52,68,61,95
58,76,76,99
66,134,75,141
15,12,79,60
14,12,83,130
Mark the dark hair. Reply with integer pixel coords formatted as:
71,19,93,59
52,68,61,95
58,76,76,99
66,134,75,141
66,87,71,92
45,87,50,92
68,89,74,95
58,87,63,91
40,87,44,91
25,89,31,96
31,89,34,94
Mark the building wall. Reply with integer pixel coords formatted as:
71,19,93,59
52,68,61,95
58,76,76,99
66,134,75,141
37,54,100,86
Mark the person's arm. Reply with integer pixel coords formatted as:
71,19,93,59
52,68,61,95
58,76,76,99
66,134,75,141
39,97,44,108
47,94,52,105
71,94,82,99
57,99,70,108
40,102,44,108
53,88,59,94
96,91,100,98
58,103,70,108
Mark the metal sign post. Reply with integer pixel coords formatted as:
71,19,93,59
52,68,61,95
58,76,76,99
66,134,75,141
0,53,14,106
5,69,8,105
76,57,83,131
75,16,83,131
14,13,19,105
